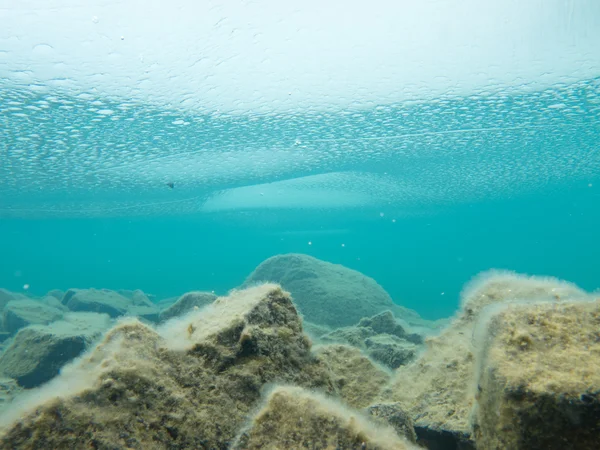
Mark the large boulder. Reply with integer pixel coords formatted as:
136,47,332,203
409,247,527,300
0,312,112,388
2,300,64,334
472,298,600,450
0,285,334,449
232,385,419,450
243,254,415,328
379,270,593,450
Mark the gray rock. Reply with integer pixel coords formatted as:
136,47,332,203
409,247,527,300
127,305,160,323
321,310,424,369
3,300,64,334
0,289,28,311
118,289,157,303
155,296,178,310
0,312,111,388
40,296,69,311
243,253,415,328
62,288,131,318
159,291,216,322
45,290,65,301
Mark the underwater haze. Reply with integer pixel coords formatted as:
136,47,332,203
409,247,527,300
1,0,600,319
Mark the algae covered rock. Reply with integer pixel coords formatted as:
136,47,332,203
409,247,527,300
472,298,600,450
0,312,111,388
364,335,418,370
2,300,64,334
380,270,593,450
0,284,333,449
159,291,217,322
322,311,422,369
243,253,414,328
367,403,417,444
232,385,419,450
315,344,390,409
62,288,131,317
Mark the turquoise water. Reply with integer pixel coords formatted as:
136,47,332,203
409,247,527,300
1,78,599,319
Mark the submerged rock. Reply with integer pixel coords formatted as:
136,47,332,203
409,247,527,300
243,253,419,328
0,289,28,310
232,385,419,450
364,335,418,370
472,298,600,450
45,289,65,301
39,295,69,312
0,378,21,413
322,311,422,369
158,291,217,322
367,403,417,444
2,300,64,334
315,344,390,409
62,288,131,318
0,284,333,449
0,312,111,388
380,270,593,450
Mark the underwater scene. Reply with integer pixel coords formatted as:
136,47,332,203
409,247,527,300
1,1,599,449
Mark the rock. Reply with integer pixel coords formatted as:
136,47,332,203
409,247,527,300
359,311,423,344
367,403,417,444
62,288,131,318
322,324,377,347
232,385,419,450
364,335,418,369
0,378,21,413
379,270,592,450
472,299,600,450
243,253,417,328
2,300,64,334
155,296,178,310
0,312,112,388
40,296,69,311
0,289,27,310
159,291,217,322
0,285,334,448
127,305,160,323
302,321,332,340
118,289,157,304
45,290,65,301
321,311,423,369
315,344,390,409
358,311,407,338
